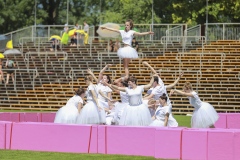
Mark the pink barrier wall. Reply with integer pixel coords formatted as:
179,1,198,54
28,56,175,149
227,113,240,129
182,129,208,160
106,126,156,157
89,125,98,153
0,121,12,149
11,122,92,153
41,113,56,123
155,127,184,159
215,113,227,128
97,125,106,154
208,129,234,160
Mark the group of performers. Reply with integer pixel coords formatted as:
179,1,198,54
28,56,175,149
54,19,219,128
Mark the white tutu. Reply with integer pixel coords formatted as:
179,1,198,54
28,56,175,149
54,105,78,124
119,103,152,126
114,102,127,125
117,46,138,59
76,101,106,124
150,117,178,127
191,102,219,128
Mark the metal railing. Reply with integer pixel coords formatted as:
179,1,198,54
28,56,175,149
161,36,206,53
25,51,68,73
2,69,38,90
184,24,201,37
205,23,240,41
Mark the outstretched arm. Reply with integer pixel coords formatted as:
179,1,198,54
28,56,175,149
166,72,184,89
101,27,120,33
134,31,154,36
98,64,112,83
101,81,126,92
144,73,158,90
170,89,194,97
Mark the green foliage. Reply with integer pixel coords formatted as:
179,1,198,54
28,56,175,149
0,0,240,33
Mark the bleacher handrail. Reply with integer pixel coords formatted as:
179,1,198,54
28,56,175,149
24,51,68,73
1,68,38,90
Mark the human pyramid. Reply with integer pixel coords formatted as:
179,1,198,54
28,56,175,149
54,19,219,128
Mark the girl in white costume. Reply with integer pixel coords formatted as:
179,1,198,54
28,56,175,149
170,82,219,128
142,62,183,115
150,93,178,127
101,19,154,79
54,88,85,124
76,76,106,124
103,74,156,126
107,77,129,125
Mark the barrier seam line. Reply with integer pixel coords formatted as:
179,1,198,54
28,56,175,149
206,131,208,160
180,130,183,159
4,123,6,149
105,126,107,154
9,122,13,150
88,126,92,153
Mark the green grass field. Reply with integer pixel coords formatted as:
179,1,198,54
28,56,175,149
0,111,191,159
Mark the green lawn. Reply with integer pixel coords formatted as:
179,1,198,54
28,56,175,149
0,150,156,160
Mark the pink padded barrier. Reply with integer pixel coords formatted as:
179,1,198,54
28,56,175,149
182,128,208,160
154,127,184,159
227,113,240,129
214,113,227,128
11,122,92,153
106,126,155,157
233,129,240,160
41,113,56,122
0,121,13,149
10,113,20,122
89,125,98,153
97,125,106,154
208,129,234,160
19,113,40,122
0,113,11,121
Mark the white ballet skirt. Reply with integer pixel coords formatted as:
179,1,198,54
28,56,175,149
54,95,83,124
189,91,219,128
117,46,138,59
117,30,138,59
150,106,178,127
119,86,152,126
76,84,106,124
97,83,112,110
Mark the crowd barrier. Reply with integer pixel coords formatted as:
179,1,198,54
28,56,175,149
0,112,239,159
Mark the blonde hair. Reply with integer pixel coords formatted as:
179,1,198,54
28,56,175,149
183,81,192,90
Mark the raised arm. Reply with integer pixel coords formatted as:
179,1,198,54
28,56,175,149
87,68,98,83
170,89,194,97
101,27,120,33
142,61,157,74
166,72,184,89
134,31,154,36
98,64,112,83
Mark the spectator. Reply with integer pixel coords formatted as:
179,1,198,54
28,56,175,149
114,39,121,52
5,59,16,85
0,59,5,83
132,37,139,51
107,40,114,52
64,24,69,33
50,39,60,51
83,21,89,34
74,23,80,30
